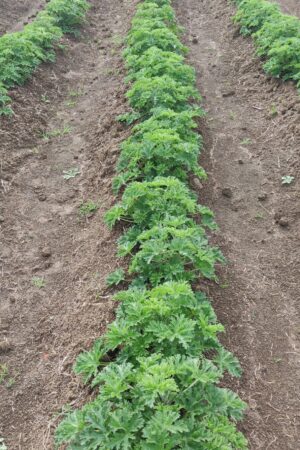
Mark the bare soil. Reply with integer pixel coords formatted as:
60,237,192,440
0,0,300,449
0,1,46,35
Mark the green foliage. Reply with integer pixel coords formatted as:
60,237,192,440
126,75,200,113
56,0,248,447
79,200,99,216
0,0,89,113
125,48,195,85
124,219,224,286
106,268,125,286
106,177,216,231
113,126,205,192
233,0,300,87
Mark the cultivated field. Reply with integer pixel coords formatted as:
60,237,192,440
0,0,299,448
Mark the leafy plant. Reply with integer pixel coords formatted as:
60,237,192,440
106,269,125,286
122,219,224,286
0,364,8,384
0,0,89,114
233,0,300,87
106,177,216,230
56,0,248,447
113,127,205,192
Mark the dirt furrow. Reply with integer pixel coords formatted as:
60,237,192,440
0,0,137,448
0,1,46,35
272,0,300,16
175,0,300,449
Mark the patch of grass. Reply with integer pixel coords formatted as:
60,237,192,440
41,125,72,140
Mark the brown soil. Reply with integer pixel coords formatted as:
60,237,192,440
0,0,300,449
0,1,46,35
175,0,300,448
272,0,300,16
0,0,137,448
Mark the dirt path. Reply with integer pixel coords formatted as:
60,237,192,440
0,0,136,448
175,0,300,449
273,0,300,16
0,0,46,35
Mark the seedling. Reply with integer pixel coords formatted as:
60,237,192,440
42,125,72,140
281,175,294,185
270,103,278,117
41,94,50,103
0,437,7,450
106,268,125,286
68,89,83,98
63,168,80,180
0,364,8,384
65,100,77,108
79,200,99,216
255,212,264,220
229,111,236,120
240,137,252,145
32,277,46,288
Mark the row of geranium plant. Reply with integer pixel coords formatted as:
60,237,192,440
0,0,89,116
232,0,300,88
55,0,248,448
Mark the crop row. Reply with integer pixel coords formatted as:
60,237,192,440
232,0,300,88
0,0,89,116
55,0,248,448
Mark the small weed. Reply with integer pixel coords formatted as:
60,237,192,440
111,34,124,47
281,175,294,185
220,281,230,289
68,89,82,98
229,111,236,120
0,436,7,450
32,276,46,288
273,357,282,363
41,94,50,104
0,364,8,384
63,167,80,180
270,103,278,117
240,137,252,146
6,377,16,388
79,200,99,217
42,125,72,140
65,100,77,108
255,212,264,220
106,268,125,286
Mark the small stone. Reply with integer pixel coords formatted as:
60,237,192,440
192,177,203,190
222,90,236,98
278,217,289,227
222,187,233,198
41,247,51,258
192,37,198,44
238,159,244,165
258,193,267,201
38,193,47,202
0,340,12,353
0,215,4,222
